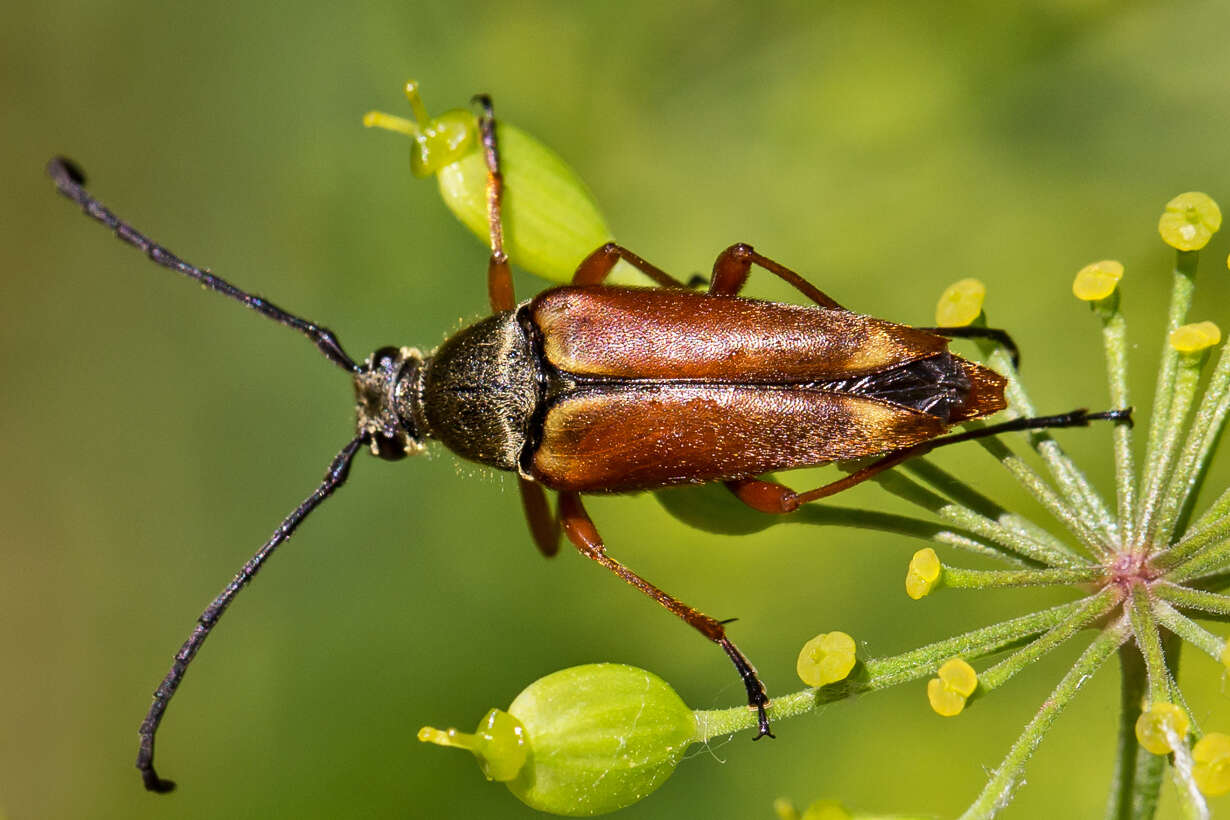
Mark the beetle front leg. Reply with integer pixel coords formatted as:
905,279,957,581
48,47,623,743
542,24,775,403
473,94,516,312
557,491,773,739
709,243,846,310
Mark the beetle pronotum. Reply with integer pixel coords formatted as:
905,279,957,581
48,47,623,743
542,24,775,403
48,95,1129,792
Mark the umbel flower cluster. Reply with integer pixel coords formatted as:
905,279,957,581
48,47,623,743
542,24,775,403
772,193,1228,816
369,83,1229,819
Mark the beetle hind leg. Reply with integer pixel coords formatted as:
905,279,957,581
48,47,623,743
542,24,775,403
726,454,914,514
727,407,1133,513
557,491,773,739
915,325,1022,369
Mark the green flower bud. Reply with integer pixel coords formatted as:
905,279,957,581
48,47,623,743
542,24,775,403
367,81,639,285
417,708,527,782
420,663,697,816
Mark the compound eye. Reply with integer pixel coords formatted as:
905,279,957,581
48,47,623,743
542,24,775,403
370,346,402,372
372,432,409,461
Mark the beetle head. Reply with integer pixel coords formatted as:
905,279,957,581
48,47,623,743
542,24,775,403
354,346,426,460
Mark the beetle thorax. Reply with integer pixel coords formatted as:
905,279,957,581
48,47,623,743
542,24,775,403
417,310,543,472
354,346,426,461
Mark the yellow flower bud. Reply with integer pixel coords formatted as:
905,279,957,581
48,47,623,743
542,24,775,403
906,547,942,600
796,632,857,687
1169,321,1221,353
935,278,986,327
927,659,977,717
1158,192,1222,251
1134,702,1190,754
1072,260,1124,302
1193,732,1230,796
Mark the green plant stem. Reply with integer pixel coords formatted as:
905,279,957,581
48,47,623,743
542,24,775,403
1164,534,1230,583
692,688,820,741
1154,486,1230,571
1153,583,1230,616
958,617,1130,820
1189,484,1230,535
1164,632,1199,738
869,598,1093,687
872,470,1071,566
991,348,1119,546
999,512,1082,558
691,600,1095,740
1105,644,1162,820
902,459,1086,564
1127,585,1177,704
1165,625,1204,818
934,531,1031,562
1151,599,1225,659
1141,251,1199,518
1170,738,1209,820
1096,295,1138,550
977,435,1111,558
941,565,1104,590
978,586,1122,691
903,458,1007,519
1154,340,1230,548
1138,351,1206,548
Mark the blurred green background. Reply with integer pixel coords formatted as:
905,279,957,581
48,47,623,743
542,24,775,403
5,1,1230,818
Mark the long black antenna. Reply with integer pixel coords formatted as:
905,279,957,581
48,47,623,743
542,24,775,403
46,157,360,373
137,433,368,792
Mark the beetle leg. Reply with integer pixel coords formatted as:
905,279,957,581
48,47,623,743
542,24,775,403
726,458,913,513
572,242,689,288
915,325,1022,369
558,491,773,739
709,243,846,310
520,478,560,557
472,94,516,312
728,407,1133,512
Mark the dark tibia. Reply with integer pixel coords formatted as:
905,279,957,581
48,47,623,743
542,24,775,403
729,407,1133,513
917,325,1021,369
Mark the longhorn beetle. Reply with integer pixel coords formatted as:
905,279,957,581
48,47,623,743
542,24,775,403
48,95,1129,793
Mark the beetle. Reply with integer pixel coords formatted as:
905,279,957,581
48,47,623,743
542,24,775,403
48,96,1128,793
